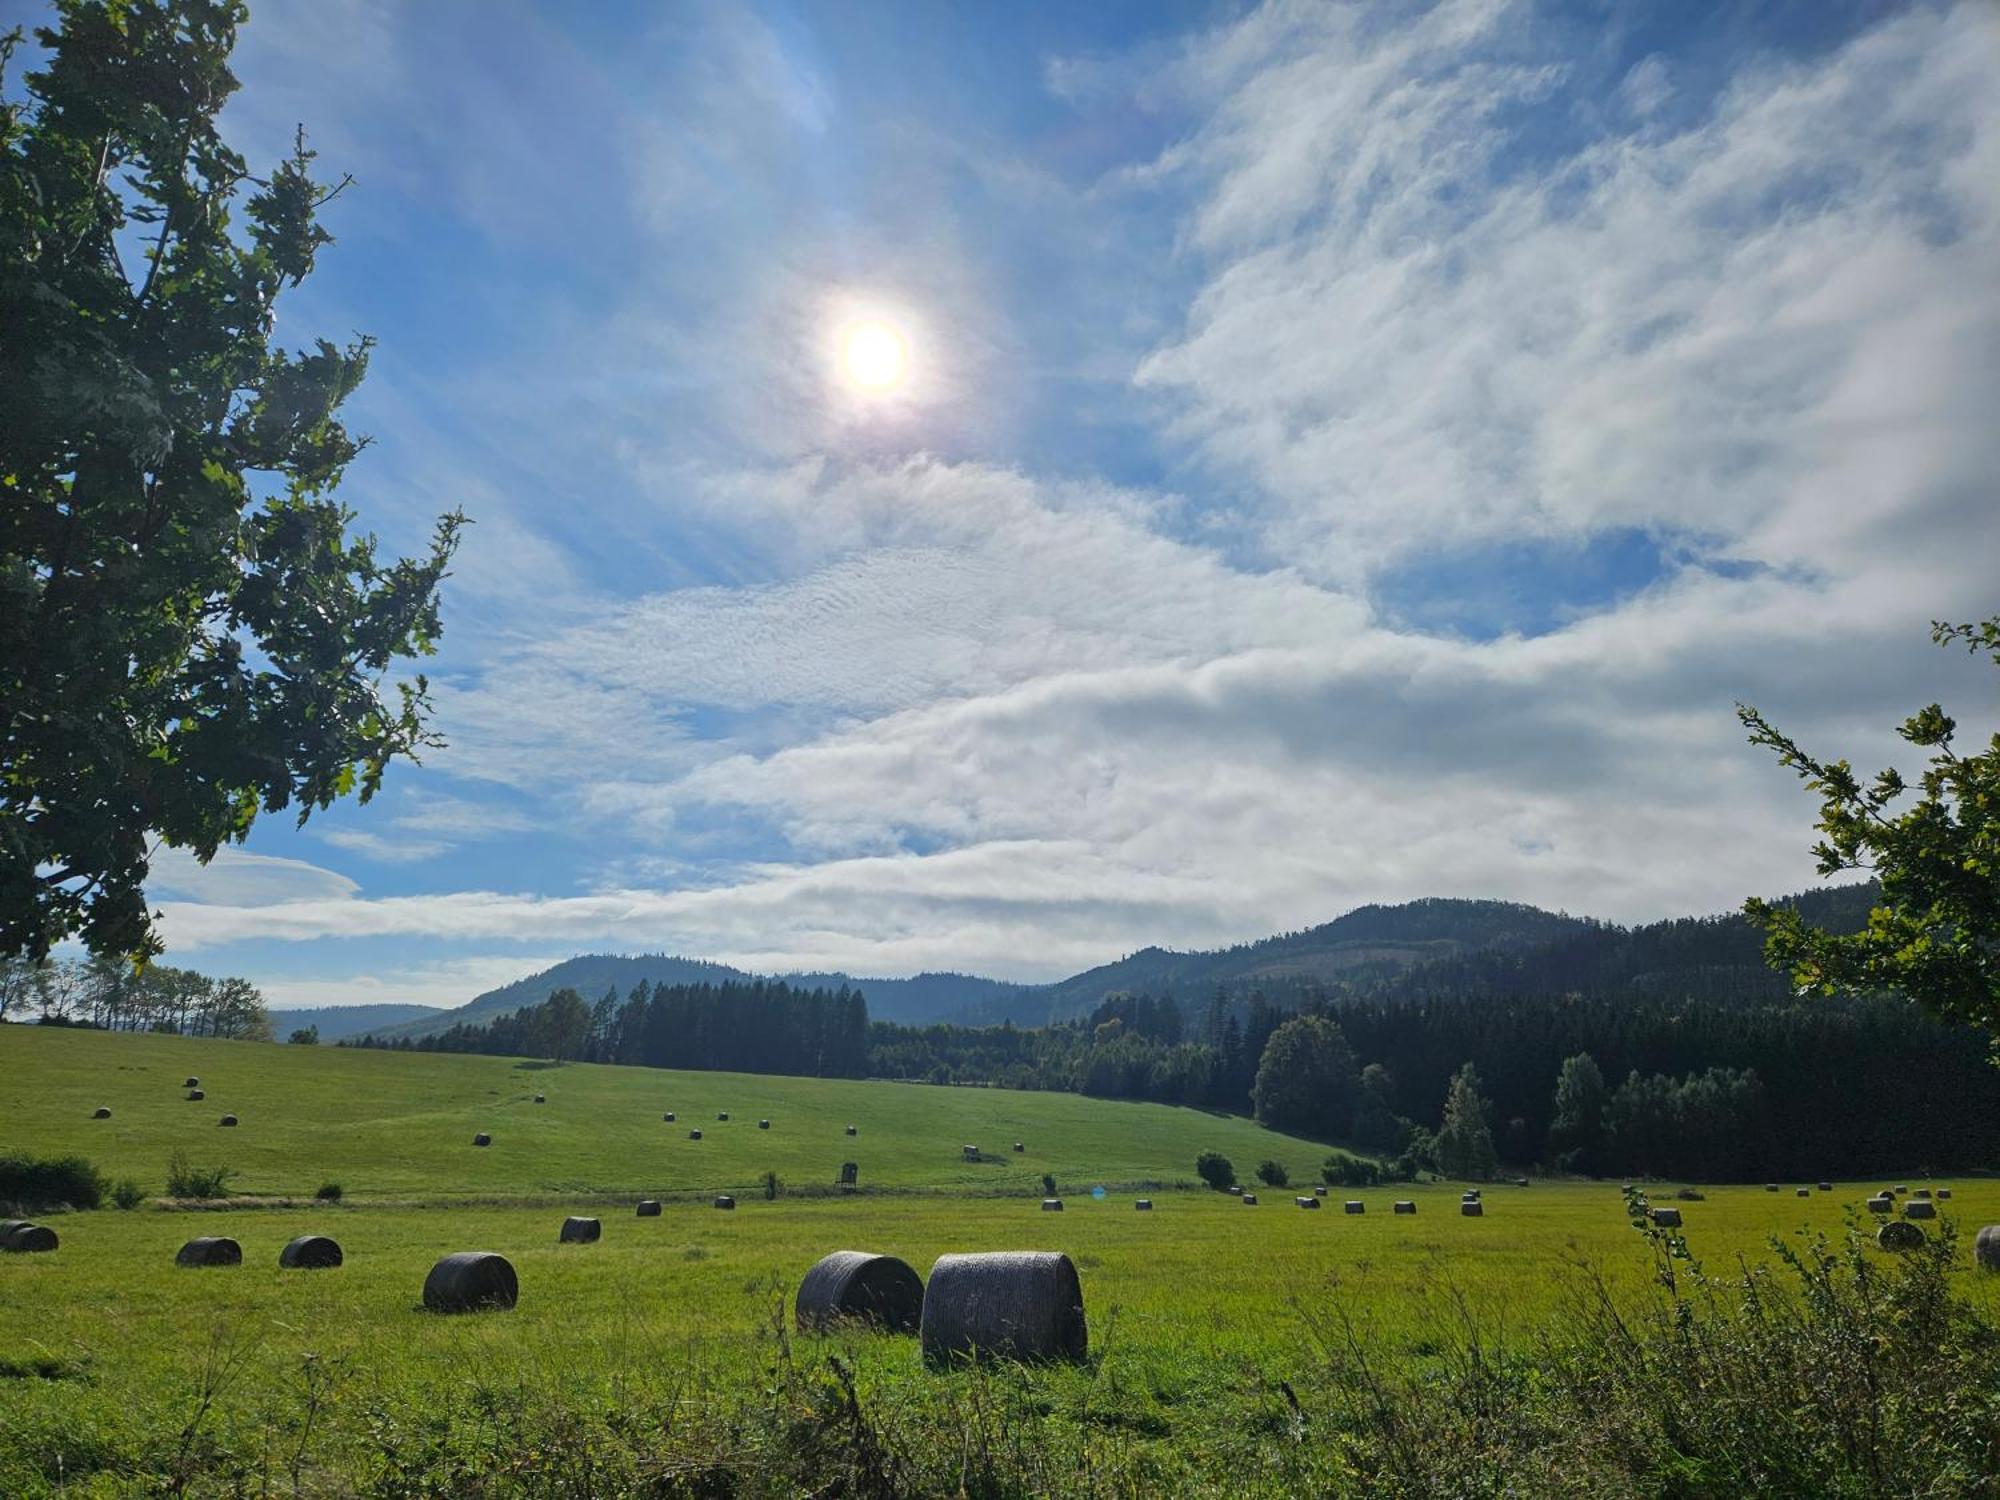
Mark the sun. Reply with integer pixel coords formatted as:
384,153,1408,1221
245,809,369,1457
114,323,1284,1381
840,319,910,393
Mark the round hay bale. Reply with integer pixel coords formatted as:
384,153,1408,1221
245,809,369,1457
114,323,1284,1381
534,1094,545,1104
1894,1184,1908,1194
963,1145,980,1161
1913,1187,1932,1199
1040,1198,1064,1212
1937,1188,1952,1200
184,1077,200,1088
1134,1199,1153,1211
1344,1200,1365,1215
1866,1195,1893,1214
713,1195,736,1210
1297,1196,1320,1210
1393,1200,1416,1215
2,1222,58,1253
688,1128,703,1140
186,1089,205,1101
795,1250,924,1333
559,1216,602,1244
1975,1226,2000,1272
423,1251,517,1313
1240,1193,1258,1206
92,1105,112,1119
176,1236,242,1268
1876,1220,1925,1252
1514,1177,1529,1188
717,1112,729,1122
663,1111,676,1122
1650,1207,1682,1227
1460,1201,1484,1217
759,1119,770,1130
473,1132,491,1147
1765,1183,1779,1193
1796,1188,1811,1198
1013,1142,1024,1152
1903,1200,1936,1220
920,1250,1086,1366
218,1114,238,1127
1314,1186,1328,1197
278,1235,343,1269
846,1124,858,1136
637,1199,661,1217
1818,1181,1833,1191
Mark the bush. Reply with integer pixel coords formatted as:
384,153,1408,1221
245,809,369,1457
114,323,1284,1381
761,1169,780,1201
165,1149,234,1200
0,1151,106,1212
1195,1151,1235,1190
315,1182,343,1202
1040,1172,1058,1197
1255,1159,1290,1188
111,1177,144,1211
1321,1153,1385,1188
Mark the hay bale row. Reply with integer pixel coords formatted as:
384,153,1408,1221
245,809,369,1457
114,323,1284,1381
1,1219,58,1253
796,1250,925,1333
559,1216,601,1244
176,1236,242,1268
424,1251,517,1313
920,1251,1086,1366
279,1234,343,1269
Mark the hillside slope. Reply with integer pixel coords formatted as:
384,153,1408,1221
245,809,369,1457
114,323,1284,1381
3,1025,1343,1200
267,1003,442,1042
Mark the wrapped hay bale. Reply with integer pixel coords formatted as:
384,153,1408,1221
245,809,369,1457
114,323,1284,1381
472,1132,491,1147
1460,1200,1484,1218
1134,1199,1153,1211
218,1115,238,1127
1913,1188,1932,1199
846,1124,858,1136
92,1106,111,1119
714,1195,736,1210
184,1077,200,1088
1867,1195,1893,1215
1013,1142,1024,1152
1393,1201,1416,1215
2,1221,58,1253
1514,1177,1529,1188
717,1112,729,1122
559,1216,601,1243
1765,1183,1779,1193
1876,1220,1925,1252
1314,1186,1328,1197
795,1250,924,1333
759,1119,770,1130
1296,1196,1320,1210
1903,1200,1936,1220
1650,1208,1682,1227
1344,1201,1364,1215
637,1200,662,1217
964,1145,980,1161
1818,1181,1833,1191
278,1235,343,1269
689,1128,703,1140
186,1090,204,1101
920,1251,1086,1366
534,1094,545,1104
1796,1188,1811,1198
423,1251,517,1312
664,1111,676,1122
176,1236,242,1268
1937,1189,1952,1200
1240,1193,1258,1206
1975,1225,2000,1272
1040,1198,1064,1212
1894,1184,1908,1194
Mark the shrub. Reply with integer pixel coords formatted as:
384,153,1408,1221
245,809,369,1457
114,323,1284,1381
1255,1159,1289,1188
761,1169,780,1201
1195,1151,1235,1190
165,1149,234,1200
1040,1172,1058,1197
111,1178,144,1211
315,1182,343,1202
0,1151,106,1212
1322,1153,1385,1188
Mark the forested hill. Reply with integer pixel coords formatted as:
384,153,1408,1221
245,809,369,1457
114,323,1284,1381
268,1003,442,1042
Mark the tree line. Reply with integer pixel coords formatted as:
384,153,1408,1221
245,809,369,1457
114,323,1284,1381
0,954,270,1039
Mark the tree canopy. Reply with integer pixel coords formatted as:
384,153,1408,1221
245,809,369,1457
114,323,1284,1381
1,1,461,963
1739,615,1999,1042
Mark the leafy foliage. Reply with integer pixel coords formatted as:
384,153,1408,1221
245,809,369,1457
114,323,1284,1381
1253,1158,1288,1188
0,1150,104,1210
1193,1150,1235,1190
163,1148,230,1199
1740,615,1999,1040
1433,1062,1496,1179
0,1,462,962
1250,1014,1361,1137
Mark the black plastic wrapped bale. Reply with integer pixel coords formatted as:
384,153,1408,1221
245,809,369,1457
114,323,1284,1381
963,1145,980,1161
534,1094,545,1104
1344,1201,1364,1215
92,1105,111,1118
1976,1226,2000,1272
1296,1196,1319,1209
559,1216,601,1244
689,1128,703,1140
921,1251,1086,1366
718,1112,729,1122
1894,1184,1908,1194
637,1200,662,1217
714,1195,736,1210
839,1162,859,1187
1650,1207,1681,1227
664,1111,676,1122
473,1132,491,1147
1134,1199,1153,1211
1818,1181,1833,1191
219,1114,238,1127
1913,1188,1932,1198
1904,1200,1937,1220
423,1251,518,1312
176,1236,242,1267
1867,1195,1893,1215
759,1119,770,1130
1241,1193,1258,1206
1765,1183,1779,1193
1796,1188,1811,1198
846,1124,858,1136
1393,1201,1416,1215
795,1250,924,1333
1938,1189,1953,1200
1040,1198,1063,1212
2,1221,58,1253
1314,1186,1328,1197
1013,1142,1024,1152
1877,1220,1925,1252
279,1234,343,1269
186,1089,205,1101
1514,1177,1529,1187
1461,1200,1484,1218
184,1076,200,1088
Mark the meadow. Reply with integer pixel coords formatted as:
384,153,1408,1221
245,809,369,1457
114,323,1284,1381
4,1027,1997,1497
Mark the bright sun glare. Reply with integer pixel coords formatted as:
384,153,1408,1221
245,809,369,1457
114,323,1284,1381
841,319,909,393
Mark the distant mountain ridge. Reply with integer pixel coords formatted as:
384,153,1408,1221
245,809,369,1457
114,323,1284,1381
269,1002,443,1042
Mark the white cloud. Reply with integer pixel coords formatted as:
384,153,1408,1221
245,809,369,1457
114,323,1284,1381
146,848,359,909
317,830,454,865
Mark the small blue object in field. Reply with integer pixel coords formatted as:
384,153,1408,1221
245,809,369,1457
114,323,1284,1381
1091,1185,1106,1200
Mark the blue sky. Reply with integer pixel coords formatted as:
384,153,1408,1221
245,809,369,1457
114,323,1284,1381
13,0,1996,1008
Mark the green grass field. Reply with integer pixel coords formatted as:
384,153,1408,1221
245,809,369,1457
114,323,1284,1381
5,1027,1997,1496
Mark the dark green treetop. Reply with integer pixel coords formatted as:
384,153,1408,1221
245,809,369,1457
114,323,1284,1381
1,2,463,962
